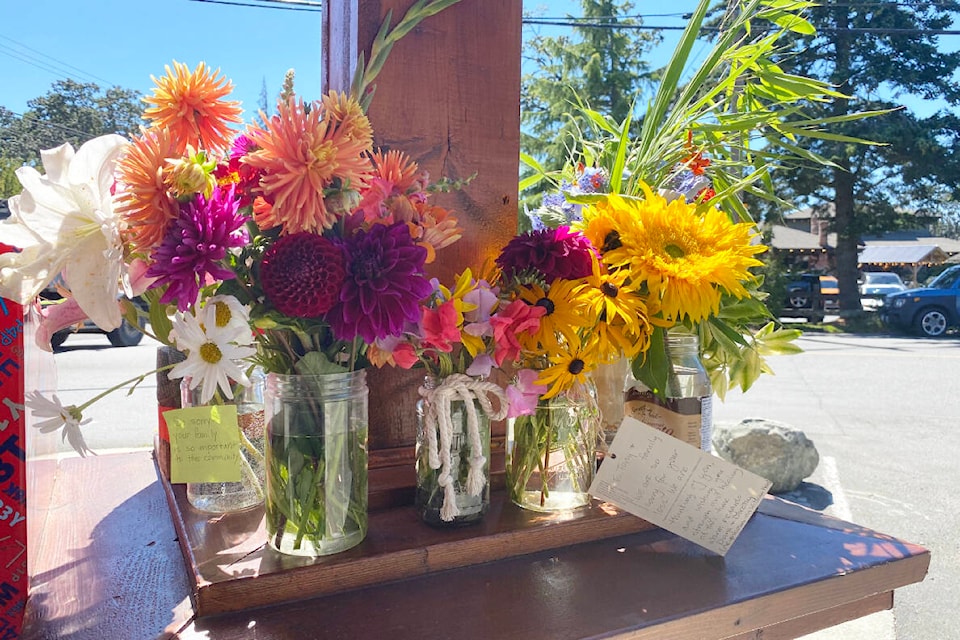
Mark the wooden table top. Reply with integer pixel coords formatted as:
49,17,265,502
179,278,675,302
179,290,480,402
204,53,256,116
22,451,929,640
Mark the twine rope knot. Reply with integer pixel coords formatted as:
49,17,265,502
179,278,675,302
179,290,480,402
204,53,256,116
419,374,508,522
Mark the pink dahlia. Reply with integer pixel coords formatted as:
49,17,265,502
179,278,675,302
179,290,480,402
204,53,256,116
496,226,596,284
146,185,248,311
328,222,432,343
259,233,346,318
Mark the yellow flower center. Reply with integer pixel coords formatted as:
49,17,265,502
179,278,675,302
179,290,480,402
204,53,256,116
567,358,585,375
213,301,232,328
664,243,686,259
309,140,338,179
199,342,223,365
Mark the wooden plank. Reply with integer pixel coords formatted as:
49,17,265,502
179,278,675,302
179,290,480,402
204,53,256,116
321,1,523,471
22,451,930,640
22,451,195,640
159,473,655,616
723,592,893,640
172,502,928,640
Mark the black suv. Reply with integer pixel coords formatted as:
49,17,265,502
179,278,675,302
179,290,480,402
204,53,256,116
782,274,839,323
40,280,147,349
882,265,960,337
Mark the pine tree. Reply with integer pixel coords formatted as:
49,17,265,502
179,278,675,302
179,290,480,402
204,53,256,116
762,0,960,312
521,0,660,180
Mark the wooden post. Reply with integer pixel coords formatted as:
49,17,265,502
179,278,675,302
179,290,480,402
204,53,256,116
322,0,522,504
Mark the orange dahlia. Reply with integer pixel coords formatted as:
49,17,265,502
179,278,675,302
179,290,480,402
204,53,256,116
115,128,180,252
370,149,421,192
321,91,374,147
243,97,374,234
143,61,243,155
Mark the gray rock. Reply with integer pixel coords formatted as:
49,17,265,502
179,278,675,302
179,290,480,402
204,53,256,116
712,418,819,493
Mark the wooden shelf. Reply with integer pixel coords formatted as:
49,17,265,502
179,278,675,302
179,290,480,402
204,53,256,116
159,465,656,616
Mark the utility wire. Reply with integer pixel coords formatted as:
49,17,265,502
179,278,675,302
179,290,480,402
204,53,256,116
522,18,960,35
2,110,102,142
0,34,116,86
187,0,323,12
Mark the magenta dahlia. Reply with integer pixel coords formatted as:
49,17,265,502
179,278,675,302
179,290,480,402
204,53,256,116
146,184,248,311
260,233,346,318
328,222,432,343
496,225,596,283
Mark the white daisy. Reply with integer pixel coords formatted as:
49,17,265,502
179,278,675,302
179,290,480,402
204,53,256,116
200,295,254,345
24,391,95,457
168,310,257,404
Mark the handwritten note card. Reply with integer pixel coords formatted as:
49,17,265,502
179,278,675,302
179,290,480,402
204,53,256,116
164,405,241,484
589,417,771,555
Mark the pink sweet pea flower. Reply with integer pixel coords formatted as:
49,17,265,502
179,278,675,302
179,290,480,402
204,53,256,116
465,353,495,377
421,300,460,352
490,300,545,367
507,368,547,417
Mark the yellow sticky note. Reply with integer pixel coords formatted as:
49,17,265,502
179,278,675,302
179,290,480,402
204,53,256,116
164,405,242,484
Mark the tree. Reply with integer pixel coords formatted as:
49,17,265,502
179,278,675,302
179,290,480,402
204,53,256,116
759,1,960,313
0,80,144,196
521,0,660,179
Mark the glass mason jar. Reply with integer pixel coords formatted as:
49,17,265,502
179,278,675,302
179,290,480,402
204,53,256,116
624,332,713,451
416,374,505,527
592,357,629,455
182,369,266,514
506,377,600,512
264,370,369,557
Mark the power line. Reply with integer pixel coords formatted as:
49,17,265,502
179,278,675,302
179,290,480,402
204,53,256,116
187,0,323,12
2,110,102,142
522,18,960,35
0,34,116,86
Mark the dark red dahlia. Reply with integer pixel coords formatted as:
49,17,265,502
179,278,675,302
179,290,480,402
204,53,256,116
260,233,346,317
496,225,596,283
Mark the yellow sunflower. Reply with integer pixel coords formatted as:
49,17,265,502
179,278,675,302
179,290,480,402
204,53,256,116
593,188,765,324
143,61,243,155
517,279,593,354
574,194,638,271
536,337,600,399
576,262,655,361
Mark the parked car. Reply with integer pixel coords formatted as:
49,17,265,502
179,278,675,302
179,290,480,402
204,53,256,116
881,264,960,337
859,271,907,310
39,280,147,349
782,274,839,322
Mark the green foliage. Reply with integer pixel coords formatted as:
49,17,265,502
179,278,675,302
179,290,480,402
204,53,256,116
520,0,660,199
753,0,960,311
0,80,144,167
0,157,23,199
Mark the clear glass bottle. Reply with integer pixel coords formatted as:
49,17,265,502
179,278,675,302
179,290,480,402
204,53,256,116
183,368,266,513
623,332,713,452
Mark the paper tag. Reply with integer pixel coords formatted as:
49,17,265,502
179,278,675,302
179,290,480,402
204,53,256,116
164,405,241,484
589,417,771,555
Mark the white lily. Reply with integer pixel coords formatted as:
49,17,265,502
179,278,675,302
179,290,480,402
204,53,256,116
0,134,129,332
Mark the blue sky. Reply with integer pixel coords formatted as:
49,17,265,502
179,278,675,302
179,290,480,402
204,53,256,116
1,0,699,122
1,0,955,127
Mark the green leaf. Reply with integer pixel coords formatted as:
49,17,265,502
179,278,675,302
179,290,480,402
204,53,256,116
631,326,669,398
295,351,349,376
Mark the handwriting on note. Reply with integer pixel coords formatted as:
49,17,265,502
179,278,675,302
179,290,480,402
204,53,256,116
589,417,771,555
165,405,241,484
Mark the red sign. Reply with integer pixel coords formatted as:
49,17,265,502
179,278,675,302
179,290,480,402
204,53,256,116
0,293,27,638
